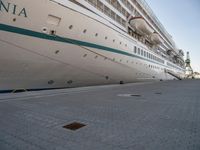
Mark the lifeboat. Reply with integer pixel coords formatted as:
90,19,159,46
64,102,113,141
150,32,164,45
129,17,154,35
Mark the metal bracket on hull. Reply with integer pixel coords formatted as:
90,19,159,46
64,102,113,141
12,88,27,93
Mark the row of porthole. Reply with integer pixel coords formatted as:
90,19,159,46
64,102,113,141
68,25,128,47
133,46,164,64
54,48,163,72
48,25,164,69
48,53,161,86
48,80,73,85
67,25,166,68
48,76,113,85
81,52,163,71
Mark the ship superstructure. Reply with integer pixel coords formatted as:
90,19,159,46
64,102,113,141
0,0,185,92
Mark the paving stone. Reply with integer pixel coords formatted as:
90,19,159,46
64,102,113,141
0,80,200,150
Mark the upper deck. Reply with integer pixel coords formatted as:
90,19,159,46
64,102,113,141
80,0,185,68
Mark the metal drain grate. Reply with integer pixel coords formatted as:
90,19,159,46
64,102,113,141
118,94,141,97
130,94,141,97
63,122,86,131
155,92,162,95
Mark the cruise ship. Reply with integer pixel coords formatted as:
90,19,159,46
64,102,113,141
0,0,185,92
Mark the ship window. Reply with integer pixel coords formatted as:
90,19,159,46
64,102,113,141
88,0,97,7
138,48,140,55
144,51,146,57
122,19,126,27
141,49,143,56
97,0,103,12
104,5,111,17
122,8,126,16
111,10,116,20
95,33,98,37
113,39,115,42
105,36,108,40
83,29,87,33
120,42,122,45
134,46,137,53
116,15,121,24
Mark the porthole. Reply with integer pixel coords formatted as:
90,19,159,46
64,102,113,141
83,29,87,33
95,33,98,37
105,36,108,40
13,18,16,22
69,25,73,29
113,39,115,42
42,27,47,33
120,42,122,45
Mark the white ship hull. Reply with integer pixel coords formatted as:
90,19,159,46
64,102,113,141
0,0,185,92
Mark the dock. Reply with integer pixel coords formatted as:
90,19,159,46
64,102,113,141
0,80,200,150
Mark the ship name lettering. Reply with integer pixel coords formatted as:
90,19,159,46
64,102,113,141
0,0,27,18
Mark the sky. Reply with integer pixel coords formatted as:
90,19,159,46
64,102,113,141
145,0,200,72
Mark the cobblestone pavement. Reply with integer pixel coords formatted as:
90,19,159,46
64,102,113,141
0,80,200,150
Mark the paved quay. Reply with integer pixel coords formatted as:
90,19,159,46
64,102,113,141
0,80,200,150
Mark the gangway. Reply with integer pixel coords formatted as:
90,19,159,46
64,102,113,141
165,69,182,80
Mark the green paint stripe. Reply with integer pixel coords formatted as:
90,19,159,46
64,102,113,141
0,23,182,70
0,24,130,55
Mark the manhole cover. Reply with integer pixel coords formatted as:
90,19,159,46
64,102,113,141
118,94,141,97
130,94,141,97
155,92,162,95
63,122,86,131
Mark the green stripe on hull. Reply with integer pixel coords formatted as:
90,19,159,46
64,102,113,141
0,24,130,56
0,23,181,70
